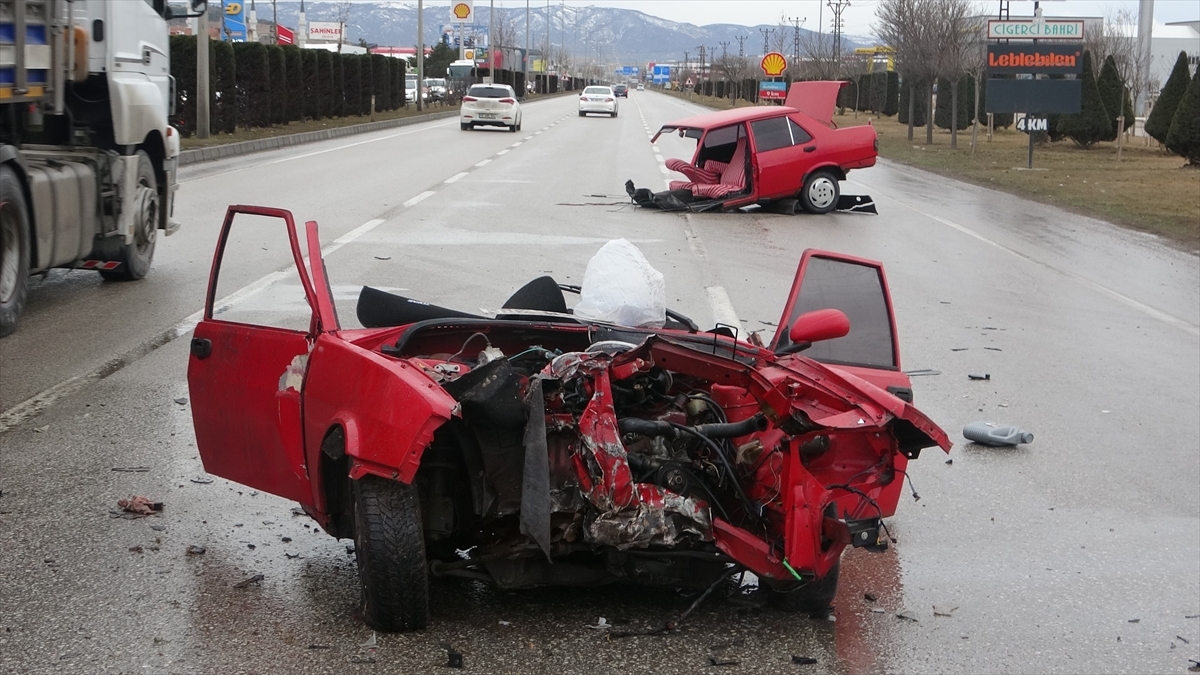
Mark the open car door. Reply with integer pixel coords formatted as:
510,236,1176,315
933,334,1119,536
187,206,339,506
771,249,913,402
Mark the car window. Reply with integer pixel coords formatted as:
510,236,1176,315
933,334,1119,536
789,119,813,144
467,86,514,98
750,117,793,152
584,87,611,95
702,124,740,149
780,257,896,369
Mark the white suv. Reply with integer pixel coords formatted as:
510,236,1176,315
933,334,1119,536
460,84,523,132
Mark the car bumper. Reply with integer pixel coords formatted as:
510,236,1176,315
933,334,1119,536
461,112,517,127
579,103,616,113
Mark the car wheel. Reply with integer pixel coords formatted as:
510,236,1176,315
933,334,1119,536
100,150,157,281
353,475,429,632
612,111,618,118
800,170,840,215
579,111,585,117
460,122,470,130
767,561,840,615
0,165,31,338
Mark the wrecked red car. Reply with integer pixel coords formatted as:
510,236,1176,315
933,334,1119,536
187,205,949,632
627,81,878,214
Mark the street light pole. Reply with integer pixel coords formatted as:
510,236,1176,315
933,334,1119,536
197,6,210,139
417,0,424,110
489,0,495,84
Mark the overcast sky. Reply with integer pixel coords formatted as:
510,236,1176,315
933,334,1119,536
470,0,1200,37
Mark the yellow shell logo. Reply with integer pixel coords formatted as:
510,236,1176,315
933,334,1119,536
224,2,242,15
760,52,788,77
453,3,472,19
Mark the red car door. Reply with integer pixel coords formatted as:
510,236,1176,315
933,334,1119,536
187,206,340,506
770,250,913,400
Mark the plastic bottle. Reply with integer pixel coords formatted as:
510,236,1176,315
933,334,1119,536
962,421,1034,446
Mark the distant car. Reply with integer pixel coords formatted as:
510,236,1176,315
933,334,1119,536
613,84,629,98
636,83,645,91
405,76,419,104
460,84,522,132
424,78,448,102
579,86,618,118
642,81,878,213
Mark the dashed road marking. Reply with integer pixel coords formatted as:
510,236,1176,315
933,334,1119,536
403,191,436,207
444,172,469,184
497,149,509,155
476,158,492,166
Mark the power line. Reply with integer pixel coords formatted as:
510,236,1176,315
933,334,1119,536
759,28,773,55
788,16,805,64
735,34,747,58
828,0,850,71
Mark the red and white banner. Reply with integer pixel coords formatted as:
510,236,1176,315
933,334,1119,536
277,25,294,45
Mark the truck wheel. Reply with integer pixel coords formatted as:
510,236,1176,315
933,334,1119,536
0,165,31,338
353,475,429,632
100,151,157,281
800,170,840,215
767,561,840,615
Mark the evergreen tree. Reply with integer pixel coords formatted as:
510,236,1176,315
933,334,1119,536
1165,68,1200,166
1056,51,1110,148
1096,55,1123,141
884,71,899,116
899,76,927,128
1145,51,1191,144
935,77,971,130
266,45,286,125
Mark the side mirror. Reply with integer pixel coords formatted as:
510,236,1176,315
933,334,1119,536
789,308,850,344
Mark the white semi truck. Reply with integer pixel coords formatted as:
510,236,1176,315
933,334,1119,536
0,0,204,337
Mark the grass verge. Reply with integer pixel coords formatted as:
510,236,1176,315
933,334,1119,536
179,92,566,151
658,88,1199,249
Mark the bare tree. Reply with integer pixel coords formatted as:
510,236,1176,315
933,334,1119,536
714,52,751,104
770,19,789,56
1086,8,1152,118
800,30,840,81
876,0,939,141
937,1,982,149
335,1,351,54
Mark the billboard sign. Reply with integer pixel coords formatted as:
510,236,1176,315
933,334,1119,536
986,44,1082,75
308,21,343,42
450,1,475,25
759,80,787,100
277,25,294,45
651,64,670,84
986,18,1084,40
221,1,246,41
985,78,1081,114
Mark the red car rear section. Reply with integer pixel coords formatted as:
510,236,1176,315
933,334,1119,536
648,81,879,212
187,207,948,632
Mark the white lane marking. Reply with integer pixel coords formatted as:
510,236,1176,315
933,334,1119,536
872,186,1200,337
497,149,510,156
659,165,671,175
511,142,522,147
706,286,742,330
476,158,492,167
403,191,436,207
655,155,666,163
444,172,469,184
683,222,710,259
325,218,387,256
663,179,674,189
652,146,661,154
524,136,534,140
535,131,543,135
182,120,458,183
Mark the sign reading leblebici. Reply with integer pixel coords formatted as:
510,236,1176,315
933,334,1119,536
985,44,1083,75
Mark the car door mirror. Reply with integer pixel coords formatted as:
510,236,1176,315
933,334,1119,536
789,308,850,344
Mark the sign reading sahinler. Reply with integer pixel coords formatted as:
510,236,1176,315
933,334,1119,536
987,18,1084,40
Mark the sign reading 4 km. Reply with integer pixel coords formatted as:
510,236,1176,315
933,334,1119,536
1016,116,1048,133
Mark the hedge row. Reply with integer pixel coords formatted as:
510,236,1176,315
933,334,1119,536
169,36,407,137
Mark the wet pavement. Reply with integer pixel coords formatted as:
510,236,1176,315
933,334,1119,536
1,91,1198,674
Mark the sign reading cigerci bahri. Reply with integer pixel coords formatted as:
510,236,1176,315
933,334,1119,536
986,19,1084,40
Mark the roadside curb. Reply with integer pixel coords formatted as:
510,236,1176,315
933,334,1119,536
178,109,461,167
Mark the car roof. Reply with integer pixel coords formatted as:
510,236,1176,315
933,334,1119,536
656,106,799,134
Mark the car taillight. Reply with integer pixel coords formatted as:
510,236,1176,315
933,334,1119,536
605,97,614,102
499,98,516,104
463,96,478,102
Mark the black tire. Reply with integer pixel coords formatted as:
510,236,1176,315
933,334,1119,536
515,121,522,132
509,123,517,133
578,111,585,117
0,164,31,338
353,475,429,632
100,151,157,281
767,561,840,615
460,122,470,131
612,111,618,118
800,170,840,215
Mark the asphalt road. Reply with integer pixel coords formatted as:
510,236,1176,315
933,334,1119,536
1,91,1197,675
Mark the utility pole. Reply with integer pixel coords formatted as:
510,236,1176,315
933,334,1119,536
418,0,424,109
759,28,772,55
788,16,805,65
488,0,495,85
735,34,747,58
719,41,729,59
197,5,210,139
525,0,530,92
272,0,278,43
828,0,849,71
696,45,705,83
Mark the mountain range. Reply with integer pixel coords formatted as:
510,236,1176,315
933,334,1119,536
249,2,865,65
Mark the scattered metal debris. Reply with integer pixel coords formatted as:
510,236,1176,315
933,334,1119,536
174,397,189,405
984,347,1003,352
792,656,818,665
951,347,968,352
586,618,611,631
233,574,265,589
945,459,954,465
498,620,512,626
285,553,302,559
361,632,377,648
111,467,150,473
442,643,464,669
33,425,49,433
1176,635,1190,644
374,256,392,261
190,477,213,484
150,524,166,532
350,656,376,664
116,496,163,517
896,611,919,622
291,507,307,517
864,593,878,602
967,373,991,381
870,608,886,614
281,537,292,543
129,545,144,554
934,605,959,617
1128,618,1140,623
708,656,739,667
904,368,941,377
186,545,206,556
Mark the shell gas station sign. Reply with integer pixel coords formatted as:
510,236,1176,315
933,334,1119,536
450,0,474,24
760,52,787,77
